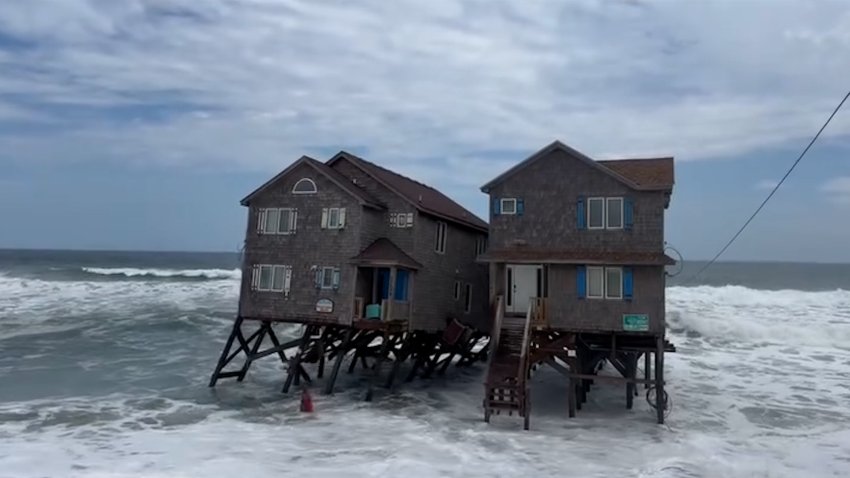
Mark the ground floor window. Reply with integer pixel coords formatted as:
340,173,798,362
581,266,630,300
252,264,292,295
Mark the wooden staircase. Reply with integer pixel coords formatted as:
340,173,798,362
483,296,534,430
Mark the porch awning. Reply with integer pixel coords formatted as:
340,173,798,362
350,238,423,270
477,248,676,266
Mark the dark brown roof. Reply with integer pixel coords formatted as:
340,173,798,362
481,140,674,192
478,248,676,266
241,156,383,208
350,238,423,270
328,152,488,232
597,158,674,190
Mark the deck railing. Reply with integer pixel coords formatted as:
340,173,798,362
353,297,365,319
530,297,548,329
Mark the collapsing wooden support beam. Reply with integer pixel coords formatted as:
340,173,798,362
324,328,354,395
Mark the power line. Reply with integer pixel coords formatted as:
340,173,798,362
688,89,850,282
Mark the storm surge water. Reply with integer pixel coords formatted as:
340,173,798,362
1,250,849,477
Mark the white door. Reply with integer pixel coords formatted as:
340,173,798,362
507,264,540,314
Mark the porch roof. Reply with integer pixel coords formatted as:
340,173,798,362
350,238,423,270
477,248,676,266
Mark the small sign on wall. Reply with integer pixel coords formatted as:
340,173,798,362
316,299,334,313
623,314,649,332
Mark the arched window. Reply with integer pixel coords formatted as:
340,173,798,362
292,178,317,194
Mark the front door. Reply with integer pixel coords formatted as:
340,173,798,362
506,264,541,314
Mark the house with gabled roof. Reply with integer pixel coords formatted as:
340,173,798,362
479,140,676,427
211,151,489,396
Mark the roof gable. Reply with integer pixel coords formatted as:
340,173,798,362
481,141,673,193
240,156,383,207
327,151,488,232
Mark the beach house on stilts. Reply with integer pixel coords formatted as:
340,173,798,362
479,141,676,428
209,152,489,399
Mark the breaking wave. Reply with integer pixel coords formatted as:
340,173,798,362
81,267,241,280
667,285,850,348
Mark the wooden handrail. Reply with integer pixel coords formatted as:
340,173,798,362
518,300,534,386
530,297,548,328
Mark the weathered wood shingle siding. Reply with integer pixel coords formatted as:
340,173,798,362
488,148,666,253
411,214,489,332
330,158,418,252
240,163,362,322
487,147,668,333
547,264,665,333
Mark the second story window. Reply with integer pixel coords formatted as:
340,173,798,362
390,212,414,228
475,236,487,256
258,208,297,235
322,208,346,229
435,221,447,254
582,197,632,230
493,197,524,216
501,198,517,215
292,178,317,194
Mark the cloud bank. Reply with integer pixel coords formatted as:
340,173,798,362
1,0,849,191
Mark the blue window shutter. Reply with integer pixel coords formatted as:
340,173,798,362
624,198,634,230
493,198,501,215
577,266,587,299
379,268,390,300
516,199,524,216
623,267,633,301
394,270,409,301
577,196,586,229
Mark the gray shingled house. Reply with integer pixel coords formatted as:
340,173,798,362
210,151,489,395
478,140,676,427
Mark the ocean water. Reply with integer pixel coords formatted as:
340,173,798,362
1,249,849,477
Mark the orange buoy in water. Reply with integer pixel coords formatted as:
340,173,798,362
300,387,314,413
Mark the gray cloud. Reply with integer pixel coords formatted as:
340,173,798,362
1,0,850,193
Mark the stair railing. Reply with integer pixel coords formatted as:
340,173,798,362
518,299,534,385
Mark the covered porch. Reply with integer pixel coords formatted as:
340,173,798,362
350,238,422,324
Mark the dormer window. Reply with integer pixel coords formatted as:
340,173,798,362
292,178,317,194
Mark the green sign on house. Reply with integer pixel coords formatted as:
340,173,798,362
623,314,649,332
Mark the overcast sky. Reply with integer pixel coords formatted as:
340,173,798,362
1,1,849,262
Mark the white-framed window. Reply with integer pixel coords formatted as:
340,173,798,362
475,236,487,256
252,264,292,295
453,280,461,301
606,267,623,299
292,178,317,194
500,198,517,215
588,197,624,230
258,208,297,234
389,212,414,228
322,207,346,229
586,266,623,299
587,266,604,299
464,283,472,313
606,198,623,230
588,198,605,229
435,221,447,254
314,266,341,290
